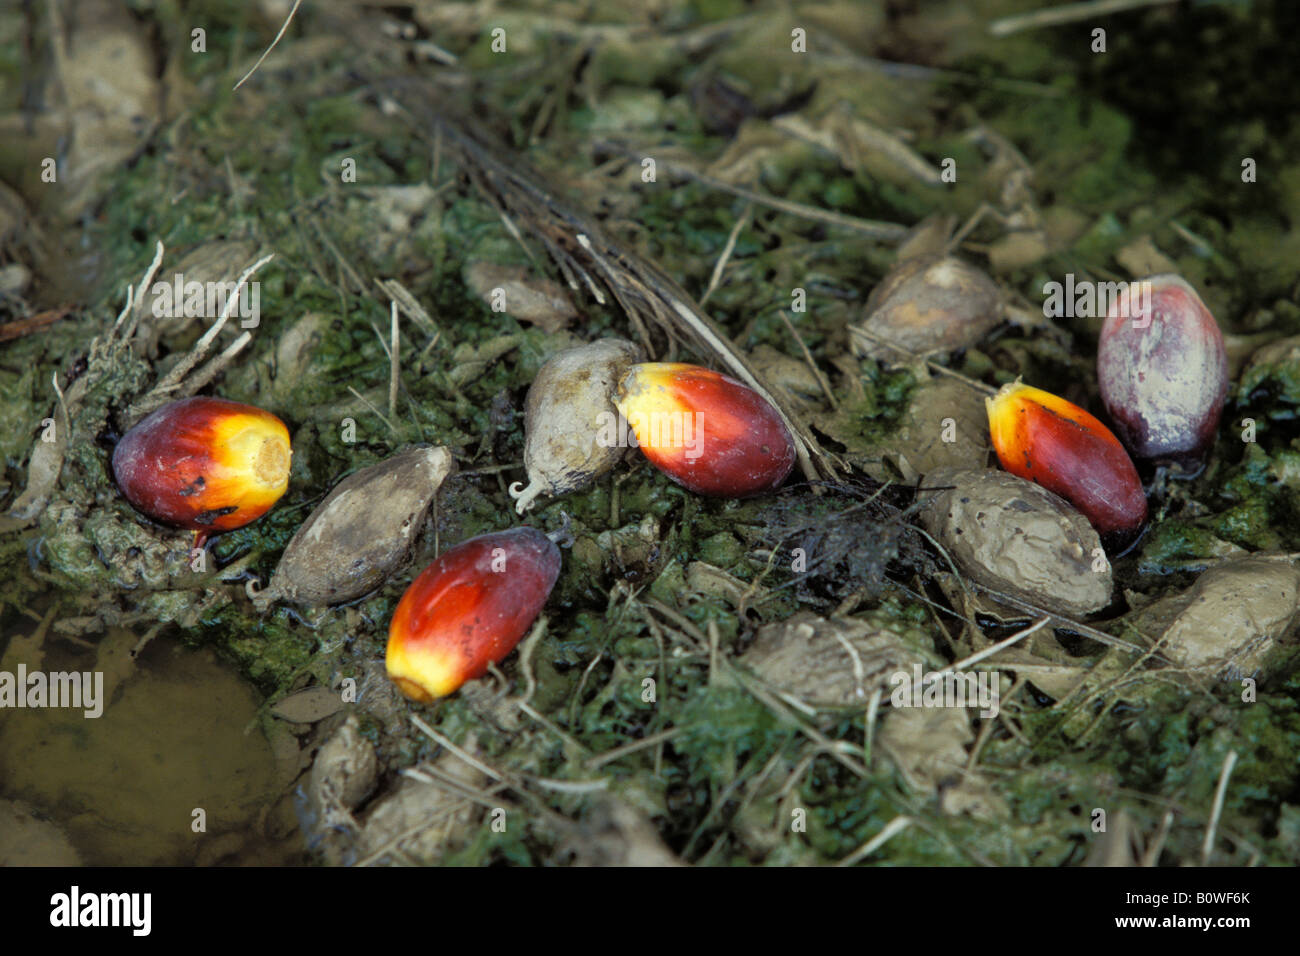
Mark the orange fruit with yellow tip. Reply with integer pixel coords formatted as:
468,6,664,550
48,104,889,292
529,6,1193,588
112,396,291,546
614,362,796,498
986,381,1147,546
386,528,561,702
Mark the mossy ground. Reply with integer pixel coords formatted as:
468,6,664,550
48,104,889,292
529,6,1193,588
2,0,1300,865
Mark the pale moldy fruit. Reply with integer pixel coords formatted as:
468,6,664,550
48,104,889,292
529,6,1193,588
354,734,489,865
564,797,685,867
918,468,1112,618
509,338,644,514
850,255,1002,362
1133,555,1300,678
886,377,990,480
739,611,937,709
1097,274,1228,468
304,716,378,863
877,706,1007,820
463,261,578,333
252,446,455,608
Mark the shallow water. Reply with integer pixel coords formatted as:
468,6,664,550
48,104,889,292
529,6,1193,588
0,624,299,865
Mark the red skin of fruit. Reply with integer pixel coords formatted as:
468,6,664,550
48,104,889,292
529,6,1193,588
386,528,561,701
987,382,1148,545
1098,274,1227,467
111,396,291,539
614,363,796,498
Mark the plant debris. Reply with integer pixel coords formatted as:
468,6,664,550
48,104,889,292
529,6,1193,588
1,0,1299,871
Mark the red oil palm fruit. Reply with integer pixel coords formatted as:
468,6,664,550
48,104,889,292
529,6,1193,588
1097,274,1228,469
613,362,796,497
112,396,291,545
386,527,561,702
986,381,1147,545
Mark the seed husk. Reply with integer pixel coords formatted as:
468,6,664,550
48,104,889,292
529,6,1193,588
254,445,455,608
850,255,1002,362
1136,554,1300,678
919,467,1113,618
510,338,644,514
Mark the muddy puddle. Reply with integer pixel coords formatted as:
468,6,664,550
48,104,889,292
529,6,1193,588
0,624,300,865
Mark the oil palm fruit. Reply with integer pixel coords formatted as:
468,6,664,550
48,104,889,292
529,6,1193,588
385,527,561,702
1097,274,1228,469
613,362,796,497
986,381,1147,545
112,396,291,543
